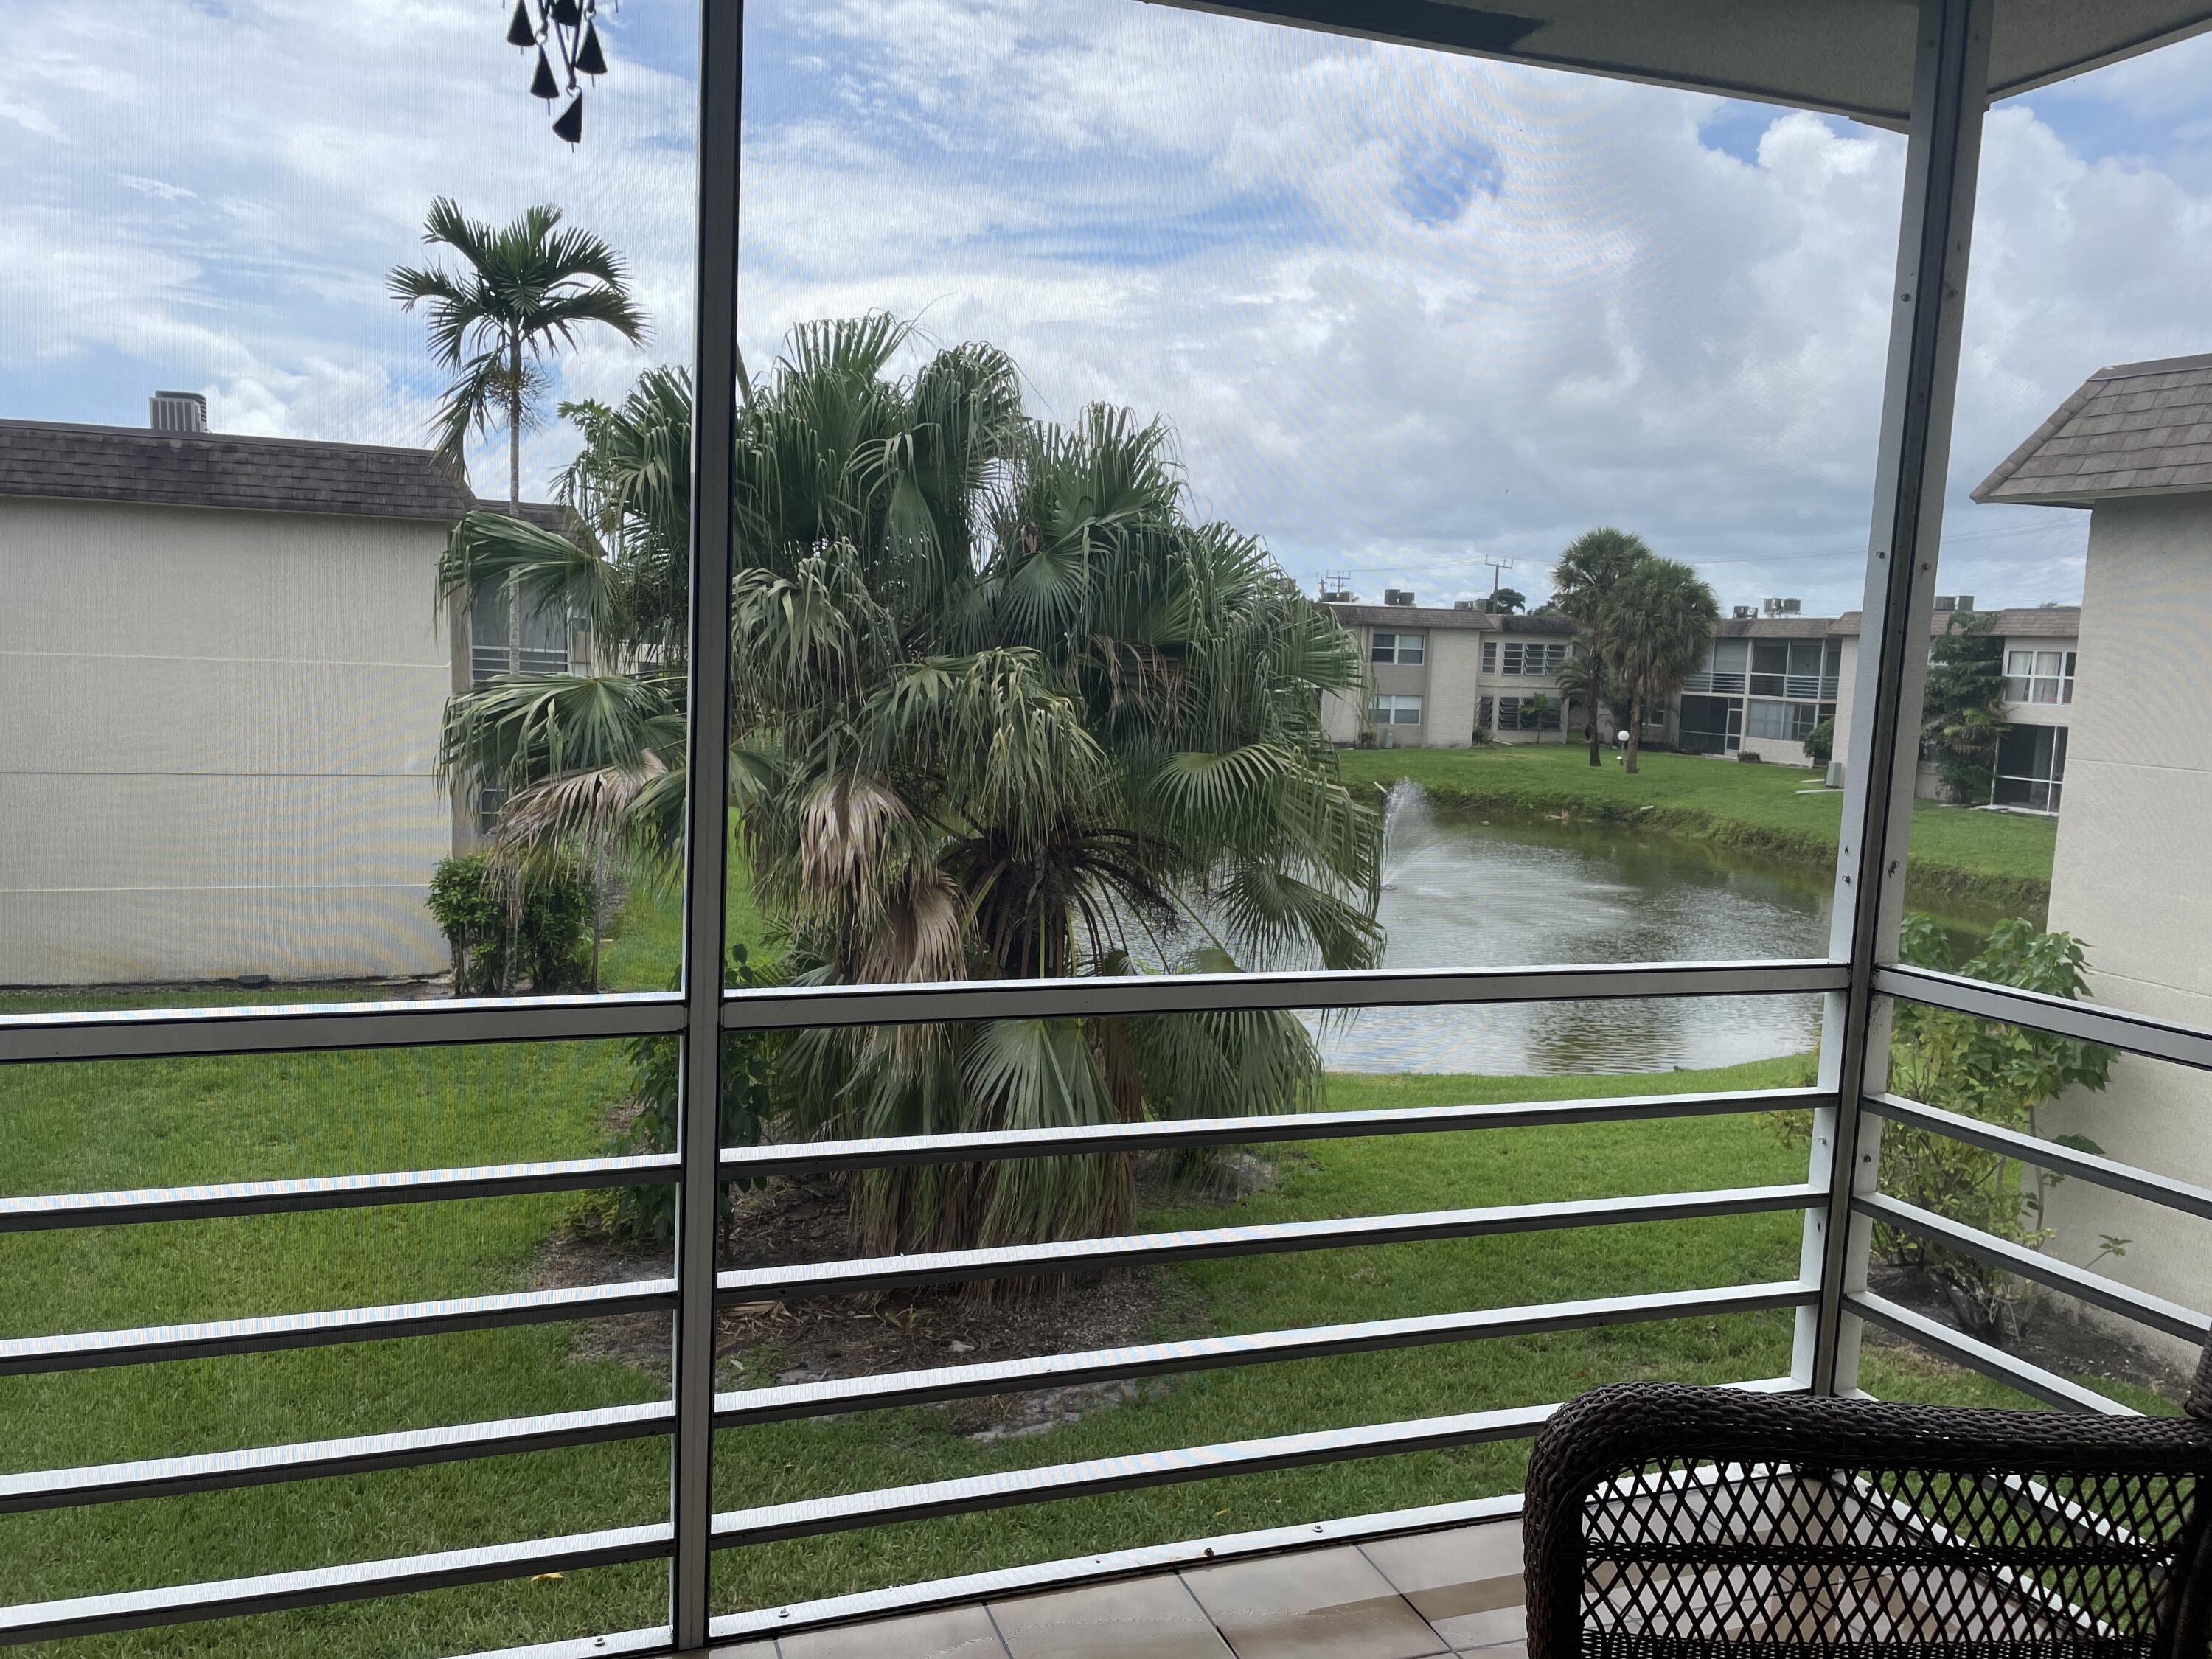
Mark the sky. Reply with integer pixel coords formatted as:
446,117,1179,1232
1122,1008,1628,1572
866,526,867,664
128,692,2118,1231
7,2,2212,616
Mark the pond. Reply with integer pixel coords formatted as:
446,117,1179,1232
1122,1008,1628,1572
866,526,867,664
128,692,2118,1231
1311,782,1978,1077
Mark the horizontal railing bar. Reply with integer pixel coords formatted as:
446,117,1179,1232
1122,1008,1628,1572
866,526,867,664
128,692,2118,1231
0,1285,1812,1518
718,1184,1823,1301
0,1279,677,1377
1871,965,2212,1073
714,1281,1817,1426
711,1377,1803,1548
0,1523,672,1646
1854,1194,2212,1347
0,992,686,1066
721,959,1847,1031
1845,1292,2135,1416
1862,1093,2212,1222
706,1493,1534,1648
0,1402,675,1515
0,1155,681,1234
0,961,1849,1067
451,1630,675,1659
711,1404,1548,1547
721,1087,1832,1178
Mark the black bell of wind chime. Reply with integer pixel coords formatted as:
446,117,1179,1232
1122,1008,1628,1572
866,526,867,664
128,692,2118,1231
504,0,613,146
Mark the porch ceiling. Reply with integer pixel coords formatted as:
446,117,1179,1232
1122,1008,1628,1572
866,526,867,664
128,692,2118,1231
1147,0,2212,128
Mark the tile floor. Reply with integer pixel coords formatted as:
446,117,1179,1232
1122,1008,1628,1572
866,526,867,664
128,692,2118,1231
713,1519,1528,1659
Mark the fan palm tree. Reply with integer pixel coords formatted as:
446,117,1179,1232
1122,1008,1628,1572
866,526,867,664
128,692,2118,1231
1601,557,1720,774
1551,527,1652,766
437,316,1383,1270
1552,651,1608,750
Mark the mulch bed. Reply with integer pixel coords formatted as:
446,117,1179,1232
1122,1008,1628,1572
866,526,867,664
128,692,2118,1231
536,1167,1184,1439
1864,1260,2194,1405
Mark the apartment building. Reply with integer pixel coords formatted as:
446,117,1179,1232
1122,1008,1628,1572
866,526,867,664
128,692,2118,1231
1970,349,2212,1354
0,410,570,985
1666,603,2079,790
1320,599,1582,747
1325,592,2076,799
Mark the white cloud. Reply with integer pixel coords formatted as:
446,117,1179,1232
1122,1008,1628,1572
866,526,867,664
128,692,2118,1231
5,0,2212,611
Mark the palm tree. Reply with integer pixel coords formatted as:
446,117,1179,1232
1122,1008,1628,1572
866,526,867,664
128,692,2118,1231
1553,651,1607,751
1601,557,1720,774
389,198,647,518
391,198,647,992
437,317,1384,1271
1551,527,1652,766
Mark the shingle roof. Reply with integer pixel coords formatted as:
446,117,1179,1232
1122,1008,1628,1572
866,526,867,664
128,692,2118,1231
1829,607,2078,639
1971,353,2212,508
0,419,567,529
1716,615,1833,639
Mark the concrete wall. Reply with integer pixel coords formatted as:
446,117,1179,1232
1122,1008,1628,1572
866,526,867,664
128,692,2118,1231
1425,630,1484,748
0,497,456,984
2038,494,2212,1367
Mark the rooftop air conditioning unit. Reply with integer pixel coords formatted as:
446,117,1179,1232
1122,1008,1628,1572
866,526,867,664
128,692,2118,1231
1733,605,1758,619
1761,597,1801,616
1453,599,1481,611
1320,589,1354,604
149,391,208,433
1383,588,1416,607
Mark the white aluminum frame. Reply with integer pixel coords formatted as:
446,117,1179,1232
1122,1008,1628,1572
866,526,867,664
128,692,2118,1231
7,0,2212,1651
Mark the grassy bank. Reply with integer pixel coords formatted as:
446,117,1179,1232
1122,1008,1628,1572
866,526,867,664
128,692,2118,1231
6,1041,2153,1656
1340,744,2056,920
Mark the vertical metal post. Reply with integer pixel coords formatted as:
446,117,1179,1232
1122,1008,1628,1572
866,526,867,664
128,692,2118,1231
1798,0,1991,1396
674,0,744,1645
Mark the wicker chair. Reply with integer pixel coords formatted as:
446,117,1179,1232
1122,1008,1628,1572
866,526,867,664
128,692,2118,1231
1523,1343,2212,1659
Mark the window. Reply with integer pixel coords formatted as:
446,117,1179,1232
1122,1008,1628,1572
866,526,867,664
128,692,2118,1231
1748,638,1830,698
1992,723,2067,812
469,578,574,685
1499,640,1563,676
2005,647,2075,705
1371,693,1423,725
1495,695,1561,731
1371,631,1425,665
1477,695,1494,730
1482,639,1498,672
1677,694,1736,755
1745,699,1820,742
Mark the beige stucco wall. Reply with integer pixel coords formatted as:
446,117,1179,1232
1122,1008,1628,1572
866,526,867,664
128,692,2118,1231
0,496,456,984
1422,630,1484,748
2039,494,2212,1366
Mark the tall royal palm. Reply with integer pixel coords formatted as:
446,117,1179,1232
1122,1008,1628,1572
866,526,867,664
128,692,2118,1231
436,317,1383,1269
1551,527,1652,766
389,198,647,516
1601,557,1720,774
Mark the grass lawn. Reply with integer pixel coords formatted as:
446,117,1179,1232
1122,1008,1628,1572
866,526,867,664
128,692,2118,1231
1,1044,2152,1657
1340,744,2057,919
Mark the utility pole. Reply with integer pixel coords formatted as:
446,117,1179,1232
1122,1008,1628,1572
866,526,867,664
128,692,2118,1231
1483,557,1514,608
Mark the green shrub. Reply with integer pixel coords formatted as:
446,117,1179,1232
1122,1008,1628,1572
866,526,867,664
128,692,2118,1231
1780,913,2114,1345
425,852,595,996
1803,717,1835,769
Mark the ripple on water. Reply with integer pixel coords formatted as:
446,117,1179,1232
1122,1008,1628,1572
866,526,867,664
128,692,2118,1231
1321,782,1835,1075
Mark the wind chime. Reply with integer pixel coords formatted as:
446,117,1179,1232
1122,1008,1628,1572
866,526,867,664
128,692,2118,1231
504,0,611,145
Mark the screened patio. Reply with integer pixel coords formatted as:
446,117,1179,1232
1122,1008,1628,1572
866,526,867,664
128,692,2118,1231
7,1,2212,1655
